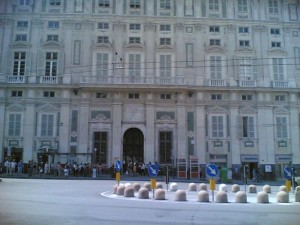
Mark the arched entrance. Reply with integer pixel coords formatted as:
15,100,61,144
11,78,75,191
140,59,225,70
123,128,144,164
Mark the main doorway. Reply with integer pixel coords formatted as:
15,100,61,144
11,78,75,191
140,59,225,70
123,128,144,164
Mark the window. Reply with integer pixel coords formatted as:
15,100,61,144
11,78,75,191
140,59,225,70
50,0,61,5
239,57,252,79
48,21,59,28
130,0,140,9
129,37,141,44
276,116,287,139
238,27,249,33
11,91,23,97
129,24,141,30
211,94,222,100
96,53,109,77
129,93,139,99
41,114,54,137
129,54,141,77
160,38,171,45
272,58,284,80
43,91,55,97
239,40,250,47
45,52,58,76
210,56,222,79
242,94,253,101
271,42,281,48
242,116,255,138
13,52,26,76
96,92,107,98
209,0,219,11
159,131,172,163
160,93,171,99
160,55,171,77
17,21,28,28
237,0,247,12
47,35,59,41
270,28,280,35
211,115,224,138
210,39,221,46
8,114,21,136
20,0,30,5
269,0,279,14
160,0,171,10
98,23,109,29
275,95,285,101
98,0,110,7
160,25,171,31
209,26,220,32
15,34,27,41
97,36,109,43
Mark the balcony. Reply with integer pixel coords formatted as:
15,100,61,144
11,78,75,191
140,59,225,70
209,79,226,86
7,76,25,83
238,80,256,87
272,81,288,88
40,76,58,84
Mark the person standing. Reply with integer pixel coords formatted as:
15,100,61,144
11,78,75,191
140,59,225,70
17,160,23,175
10,160,17,175
4,159,10,175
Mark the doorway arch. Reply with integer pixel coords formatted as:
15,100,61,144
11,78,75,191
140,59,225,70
123,128,144,164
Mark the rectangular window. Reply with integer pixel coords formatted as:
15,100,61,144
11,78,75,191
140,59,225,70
17,21,28,28
160,0,171,9
11,91,23,97
45,52,58,76
98,23,109,29
238,27,249,33
272,58,284,80
159,131,172,163
128,93,140,99
239,40,250,47
94,132,108,164
160,38,171,45
97,36,109,43
50,0,61,5
270,28,280,35
47,35,59,41
211,115,224,138
41,114,54,137
210,56,222,79
13,52,26,76
20,0,30,5
130,0,140,9
15,34,27,41
8,114,21,136
271,42,281,48
276,116,287,139
43,91,55,97
242,116,255,138
209,0,219,11
275,95,285,101
209,26,220,32
269,0,279,14
237,0,247,12
242,94,252,101
160,93,171,99
96,53,109,77
48,21,59,28
129,37,141,44
160,25,171,31
129,54,141,77
211,94,222,100
210,39,221,46
129,24,141,30
98,0,110,7
160,55,171,77
96,92,107,98
239,57,252,79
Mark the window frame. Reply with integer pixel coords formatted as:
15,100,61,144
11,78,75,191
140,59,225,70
45,52,58,77
130,0,141,9
276,116,288,139
159,131,172,164
98,0,110,7
242,116,255,138
97,22,109,29
160,38,171,45
8,113,22,136
210,115,225,138
129,37,141,44
160,0,171,10
237,0,248,12
13,52,26,76
48,21,60,29
209,26,220,33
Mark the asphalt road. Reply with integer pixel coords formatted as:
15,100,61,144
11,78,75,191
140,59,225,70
0,178,299,225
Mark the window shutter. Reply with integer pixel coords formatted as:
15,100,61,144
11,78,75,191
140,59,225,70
37,50,45,76
25,51,31,76
57,51,64,78
238,116,243,139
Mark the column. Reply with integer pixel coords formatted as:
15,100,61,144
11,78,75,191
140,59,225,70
23,102,35,162
195,102,206,164
59,103,71,154
177,96,186,159
112,100,122,163
229,105,240,177
145,94,155,163
290,105,300,165
78,103,89,156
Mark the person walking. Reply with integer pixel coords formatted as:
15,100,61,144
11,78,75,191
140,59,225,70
4,159,10,175
10,160,16,175
17,160,23,175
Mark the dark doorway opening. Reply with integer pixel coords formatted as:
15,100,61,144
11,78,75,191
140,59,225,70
123,128,144,164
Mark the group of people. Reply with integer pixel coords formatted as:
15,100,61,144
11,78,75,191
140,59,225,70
3,159,23,175
122,161,160,176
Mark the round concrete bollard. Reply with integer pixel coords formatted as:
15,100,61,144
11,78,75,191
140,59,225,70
124,186,135,197
174,190,187,201
279,185,287,192
216,191,228,203
169,182,178,192
138,188,149,199
248,185,257,193
132,183,141,192
257,191,269,203
197,190,209,202
232,184,240,193
295,186,300,202
144,182,152,191
156,182,163,189
125,183,132,188
188,183,197,191
219,184,227,192
113,184,118,194
235,191,247,203
155,189,165,200
263,185,271,193
276,191,289,203
116,185,126,196
199,183,208,191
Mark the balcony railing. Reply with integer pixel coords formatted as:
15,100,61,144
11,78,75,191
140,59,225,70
238,80,256,87
7,76,25,83
40,76,58,84
272,81,288,88
209,79,226,86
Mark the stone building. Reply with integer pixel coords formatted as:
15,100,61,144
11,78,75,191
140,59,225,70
0,0,300,180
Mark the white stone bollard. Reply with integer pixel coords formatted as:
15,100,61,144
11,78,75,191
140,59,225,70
156,182,163,189
248,185,257,193
279,185,287,192
235,191,247,203
169,182,178,191
138,188,149,199
174,190,187,201
232,184,240,193
295,186,300,202
276,191,289,203
197,190,209,202
263,185,271,193
113,184,118,194
155,189,165,200
143,182,152,191
124,186,135,197
132,183,141,192
188,183,197,191
116,185,126,196
199,183,208,191
216,191,228,203
125,183,132,188
257,191,269,203
219,184,227,192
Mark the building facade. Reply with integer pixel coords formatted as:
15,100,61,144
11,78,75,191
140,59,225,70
0,0,300,180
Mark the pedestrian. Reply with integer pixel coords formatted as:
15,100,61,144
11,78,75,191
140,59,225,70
10,160,16,175
44,162,49,175
4,159,10,175
17,160,23,175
